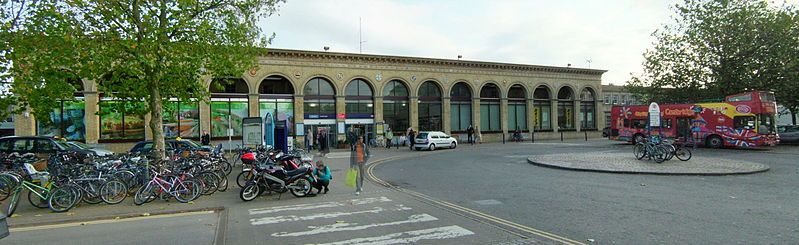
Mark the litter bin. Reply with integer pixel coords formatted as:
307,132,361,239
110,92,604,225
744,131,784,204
0,213,8,239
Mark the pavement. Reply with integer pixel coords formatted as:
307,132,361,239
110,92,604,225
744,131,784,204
527,151,770,175
2,145,571,244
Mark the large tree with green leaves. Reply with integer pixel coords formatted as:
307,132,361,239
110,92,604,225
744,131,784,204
627,0,799,124
1,0,284,154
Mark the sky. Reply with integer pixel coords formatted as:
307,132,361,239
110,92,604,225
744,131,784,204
258,0,682,85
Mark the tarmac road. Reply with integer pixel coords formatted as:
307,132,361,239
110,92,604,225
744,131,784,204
371,140,799,244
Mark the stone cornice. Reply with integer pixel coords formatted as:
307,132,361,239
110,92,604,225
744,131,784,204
261,48,606,76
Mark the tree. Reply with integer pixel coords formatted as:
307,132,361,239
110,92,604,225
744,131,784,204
1,0,284,155
627,0,799,122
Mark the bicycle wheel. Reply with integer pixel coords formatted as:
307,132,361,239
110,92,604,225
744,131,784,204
236,171,254,188
215,169,228,192
113,170,138,192
174,179,201,203
0,173,18,201
675,147,692,161
221,160,232,175
633,143,646,160
197,171,219,196
653,146,667,163
6,189,21,216
28,189,49,208
48,185,79,212
100,179,128,204
81,181,103,204
134,184,156,205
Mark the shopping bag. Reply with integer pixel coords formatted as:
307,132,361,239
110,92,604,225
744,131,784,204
345,168,358,187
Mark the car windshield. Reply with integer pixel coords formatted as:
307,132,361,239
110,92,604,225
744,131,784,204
416,133,428,139
180,140,202,148
52,140,71,150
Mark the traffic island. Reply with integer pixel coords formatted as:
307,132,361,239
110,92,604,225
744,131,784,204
527,152,770,175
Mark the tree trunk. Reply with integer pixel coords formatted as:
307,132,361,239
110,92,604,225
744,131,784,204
791,107,797,125
148,84,166,159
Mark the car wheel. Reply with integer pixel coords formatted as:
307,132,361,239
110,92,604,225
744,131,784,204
429,144,436,151
450,142,456,149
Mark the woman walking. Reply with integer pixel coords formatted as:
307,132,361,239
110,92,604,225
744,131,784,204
350,136,370,195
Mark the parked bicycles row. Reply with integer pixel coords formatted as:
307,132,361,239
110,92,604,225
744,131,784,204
633,136,692,163
0,144,232,216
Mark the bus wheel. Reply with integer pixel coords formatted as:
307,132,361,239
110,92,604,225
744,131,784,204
633,134,645,145
706,135,723,149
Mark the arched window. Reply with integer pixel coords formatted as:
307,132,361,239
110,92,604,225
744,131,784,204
304,77,336,119
580,88,596,129
450,82,472,132
345,79,374,118
480,84,501,132
38,77,87,141
418,81,442,131
557,87,575,130
259,75,295,135
508,85,527,131
533,86,552,131
383,80,409,132
209,78,249,138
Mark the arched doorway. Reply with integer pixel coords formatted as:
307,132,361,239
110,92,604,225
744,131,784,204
557,86,575,130
508,85,527,132
450,82,472,132
345,78,375,142
480,84,501,132
259,75,295,136
418,81,442,131
533,86,552,131
383,80,409,133
304,77,337,148
209,78,249,139
580,88,596,130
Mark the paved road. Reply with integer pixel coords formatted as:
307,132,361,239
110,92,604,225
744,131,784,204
371,140,799,244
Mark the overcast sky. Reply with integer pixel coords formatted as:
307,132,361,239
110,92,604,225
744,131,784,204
258,0,685,85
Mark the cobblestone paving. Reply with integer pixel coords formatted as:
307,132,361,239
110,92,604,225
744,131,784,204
528,151,770,175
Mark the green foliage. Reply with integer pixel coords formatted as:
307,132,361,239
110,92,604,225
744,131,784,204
627,0,799,112
1,0,283,150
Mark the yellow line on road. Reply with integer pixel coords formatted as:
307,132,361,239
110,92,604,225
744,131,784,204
10,210,216,232
366,155,586,245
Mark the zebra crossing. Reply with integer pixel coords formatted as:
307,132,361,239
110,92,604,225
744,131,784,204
246,196,476,244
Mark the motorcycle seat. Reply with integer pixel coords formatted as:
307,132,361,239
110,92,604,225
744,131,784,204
285,167,307,177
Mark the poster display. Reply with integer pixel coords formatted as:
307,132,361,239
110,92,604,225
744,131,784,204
242,117,263,145
100,101,145,140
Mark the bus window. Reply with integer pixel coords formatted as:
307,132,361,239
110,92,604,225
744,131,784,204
758,114,775,134
661,119,673,129
727,94,752,102
632,119,647,129
733,116,756,130
759,92,775,102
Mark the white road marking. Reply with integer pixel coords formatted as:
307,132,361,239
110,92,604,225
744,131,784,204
316,225,475,245
324,152,352,159
271,214,439,237
250,207,385,225
474,199,503,205
248,197,392,215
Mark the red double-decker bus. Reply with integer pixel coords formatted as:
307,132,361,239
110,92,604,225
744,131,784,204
609,91,779,148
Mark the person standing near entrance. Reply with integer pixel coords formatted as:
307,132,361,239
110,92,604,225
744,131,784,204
305,129,313,152
319,129,328,156
350,136,370,195
386,128,393,149
467,125,474,145
201,130,211,146
348,128,357,151
408,129,416,150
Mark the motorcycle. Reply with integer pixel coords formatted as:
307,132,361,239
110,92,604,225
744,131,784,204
239,154,315,201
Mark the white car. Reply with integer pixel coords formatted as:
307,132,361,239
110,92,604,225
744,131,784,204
413,131,458,151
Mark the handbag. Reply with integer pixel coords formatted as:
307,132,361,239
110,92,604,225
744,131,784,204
345,168,358,187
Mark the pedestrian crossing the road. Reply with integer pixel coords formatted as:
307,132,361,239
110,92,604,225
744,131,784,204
247,196,476,244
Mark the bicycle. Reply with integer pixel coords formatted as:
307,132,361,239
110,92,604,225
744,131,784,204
633,137,668,163
133,167,201,205
662,139,692,161
5,163,80,216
